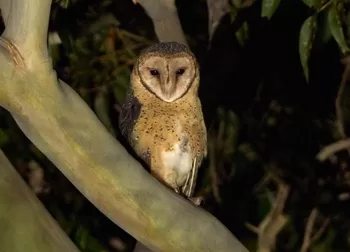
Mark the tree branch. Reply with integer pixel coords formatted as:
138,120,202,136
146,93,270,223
316,138,350,162
246,179,290,252
206,0,230,42
0,0,248,251
0,0,50,70
133,0,188,46
333,56,350,157
301,208,318,252
0,149,81,252
300,208,330,252
335,57,350,139
0,0,10,23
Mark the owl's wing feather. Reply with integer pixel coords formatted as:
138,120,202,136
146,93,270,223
118,88,142,146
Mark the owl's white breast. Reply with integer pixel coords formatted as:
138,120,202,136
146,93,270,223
161,119,192,185
162,142,192,174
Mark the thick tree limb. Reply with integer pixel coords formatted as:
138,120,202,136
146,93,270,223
0,150,81,252
0,0,50,70
0,0,248,251
206,0,230,42
0,0,9,22
133,0,188,46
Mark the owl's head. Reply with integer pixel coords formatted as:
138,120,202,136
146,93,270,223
132,42,199,103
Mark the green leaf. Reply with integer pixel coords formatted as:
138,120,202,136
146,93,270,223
327,2,350,55
301,0,314,8
229,5,238,24
318,9,333,46
301,0,323,9
299,15,318,82
257,189,273,220
86,236,109,252
55,0,70,9
75,225,89,250
311,228,336,252
112,67,130,103
0,129,9,147
235,21,249,47
261,0,281,19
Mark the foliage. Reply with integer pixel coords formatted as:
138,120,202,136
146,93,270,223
231,0,350,82
2,0,350,251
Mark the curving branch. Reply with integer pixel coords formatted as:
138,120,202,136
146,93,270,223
334,56,350,156
1,0,50,70
246,178,290,252
300,208,330,252
316,138,350,162
0,0,248,251
133,0,188,46
206,0,230,42
0,0,10,22
0,150,81,252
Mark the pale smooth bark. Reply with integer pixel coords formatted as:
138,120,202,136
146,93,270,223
206,0,230,41
135,0,188,46
0,150,81,252
0,0,248,251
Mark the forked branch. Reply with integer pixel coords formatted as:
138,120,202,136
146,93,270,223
246,177,290,252
300,208,330,252
0,0,50,69
0,0,248,251
133,0,188,46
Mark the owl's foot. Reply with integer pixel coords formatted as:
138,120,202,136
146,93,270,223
174,188,203,206
181,157,198,198
188,196,204,206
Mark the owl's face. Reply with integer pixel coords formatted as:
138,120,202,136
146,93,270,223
136,53,197,103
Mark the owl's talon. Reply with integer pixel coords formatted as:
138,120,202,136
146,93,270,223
188,196,204,206
182,157,198,198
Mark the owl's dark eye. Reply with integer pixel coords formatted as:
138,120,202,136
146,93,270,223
176,68,185,75
150,69,159,76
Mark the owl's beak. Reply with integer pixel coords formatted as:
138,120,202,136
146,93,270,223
161,80,176,99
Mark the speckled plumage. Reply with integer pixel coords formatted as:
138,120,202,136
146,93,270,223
119,42,207,198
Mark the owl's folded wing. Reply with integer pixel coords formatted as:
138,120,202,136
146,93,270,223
118,88,142,146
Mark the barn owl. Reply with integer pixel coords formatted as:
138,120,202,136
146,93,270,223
119,42,207,204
